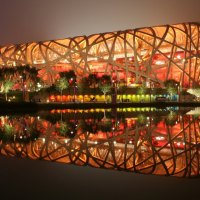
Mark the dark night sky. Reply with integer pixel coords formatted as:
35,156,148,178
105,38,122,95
0,0,200,45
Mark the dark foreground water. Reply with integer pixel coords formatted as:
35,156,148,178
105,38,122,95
0,106,200,178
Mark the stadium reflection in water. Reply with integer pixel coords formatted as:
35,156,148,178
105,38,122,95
0,107,200,178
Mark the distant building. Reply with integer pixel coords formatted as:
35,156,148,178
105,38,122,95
0,22,199,88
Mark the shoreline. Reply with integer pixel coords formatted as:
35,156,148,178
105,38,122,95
0,101,199,111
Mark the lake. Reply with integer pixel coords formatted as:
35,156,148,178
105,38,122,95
0,106,199,178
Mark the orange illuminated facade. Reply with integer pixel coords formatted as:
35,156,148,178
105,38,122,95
0,23,199,87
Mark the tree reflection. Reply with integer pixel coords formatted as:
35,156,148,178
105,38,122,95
0,109,200,178
165,111,178,126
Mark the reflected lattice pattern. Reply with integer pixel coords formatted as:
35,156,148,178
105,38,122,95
0,23,200,86
0,110,200,177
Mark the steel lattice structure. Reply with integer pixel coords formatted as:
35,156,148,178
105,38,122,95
0,23,200,86
0,111,200,177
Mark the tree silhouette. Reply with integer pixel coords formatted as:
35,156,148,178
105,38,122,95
1,80,14,101
55,77,69,102
88,73,99,88
99,84,112,103
164,79,179,100
78,77,89,102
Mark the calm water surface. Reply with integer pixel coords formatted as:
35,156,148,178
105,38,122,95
0,107,200,178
